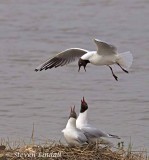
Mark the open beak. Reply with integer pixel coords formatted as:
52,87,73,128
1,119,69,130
78,65,87,72
83,97,85,102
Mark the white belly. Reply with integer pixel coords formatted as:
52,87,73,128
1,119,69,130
63,129,82,146
89,54,117,66
64,133,78,146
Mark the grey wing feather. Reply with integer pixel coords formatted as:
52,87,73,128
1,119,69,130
94,39,117,55
81,126,109,139
82,126,120,139
77,134,88,144
35,48,88,71
75,129,88,143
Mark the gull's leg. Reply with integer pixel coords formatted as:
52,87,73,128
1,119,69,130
116,63,129,73
108,66,118,81
78,66,81,72
84,66,86,72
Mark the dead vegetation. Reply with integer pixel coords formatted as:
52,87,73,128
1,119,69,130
0,140,148,160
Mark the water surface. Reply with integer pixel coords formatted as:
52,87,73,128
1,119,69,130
0,0,149,150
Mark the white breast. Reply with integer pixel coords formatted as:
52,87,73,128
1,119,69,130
81,51,95,60
62,118,87,146
76,112,88,129
63,129,79,146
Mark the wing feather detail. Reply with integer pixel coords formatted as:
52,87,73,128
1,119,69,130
35,48,88,71
94,39,117,55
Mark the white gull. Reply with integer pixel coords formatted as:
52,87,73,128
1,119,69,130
76,97,120,143
35,39,133,81
62,106,88,146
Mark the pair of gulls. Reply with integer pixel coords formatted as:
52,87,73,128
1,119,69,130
62,97,120,146
35,39,133,81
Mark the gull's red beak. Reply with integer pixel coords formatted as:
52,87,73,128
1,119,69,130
83,97,85,102
81,97,86,105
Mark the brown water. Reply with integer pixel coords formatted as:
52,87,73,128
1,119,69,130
0,0,149,150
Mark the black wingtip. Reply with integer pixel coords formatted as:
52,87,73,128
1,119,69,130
109,134,120,139
35,68,44,71
35,69,38,72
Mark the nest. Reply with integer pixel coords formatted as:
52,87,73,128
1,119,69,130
0,141,147,160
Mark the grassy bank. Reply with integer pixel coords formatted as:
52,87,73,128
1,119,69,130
0,140,148,160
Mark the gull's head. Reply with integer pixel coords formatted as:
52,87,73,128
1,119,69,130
80,97,88,113
69,106,77,119
78,58,90,72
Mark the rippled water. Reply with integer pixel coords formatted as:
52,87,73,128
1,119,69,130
0,0,149,150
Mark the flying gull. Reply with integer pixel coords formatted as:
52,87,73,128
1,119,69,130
35,39,133,81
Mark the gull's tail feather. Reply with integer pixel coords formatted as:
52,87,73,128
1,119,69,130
108,134,120,139
117,51,133,70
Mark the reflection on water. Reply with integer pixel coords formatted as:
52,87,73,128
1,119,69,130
0,0,149,150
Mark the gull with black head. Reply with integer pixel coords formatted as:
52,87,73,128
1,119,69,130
35,39,133,81
76,97,120,143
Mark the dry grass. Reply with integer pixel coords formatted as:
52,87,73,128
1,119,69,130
0,140,148,160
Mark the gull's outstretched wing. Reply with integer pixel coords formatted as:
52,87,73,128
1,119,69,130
35,48,88,71
94,39,117,55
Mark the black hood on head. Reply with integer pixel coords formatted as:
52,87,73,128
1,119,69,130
80,97,88,113
78,58,90,72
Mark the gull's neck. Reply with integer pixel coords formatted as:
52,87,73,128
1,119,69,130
66,118,76,129
76,110,88,128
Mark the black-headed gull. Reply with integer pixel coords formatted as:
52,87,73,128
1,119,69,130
62,106,88,146
35,39,133,81
76,97,120,143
